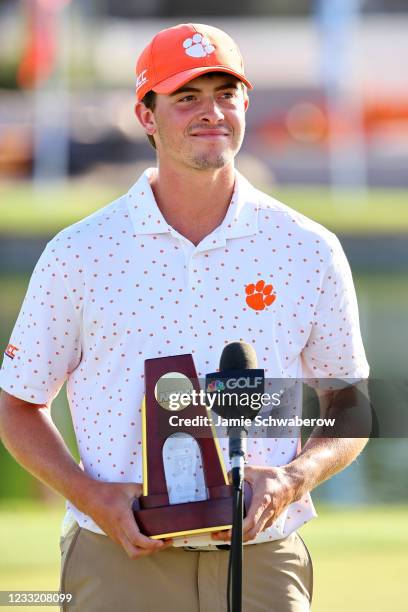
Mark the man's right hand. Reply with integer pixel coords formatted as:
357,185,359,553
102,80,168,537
80,480,173,559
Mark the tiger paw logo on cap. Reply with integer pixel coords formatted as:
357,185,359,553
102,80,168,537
183,34,215,58
245,280,276,311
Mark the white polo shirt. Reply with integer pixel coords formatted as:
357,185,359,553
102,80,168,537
0,168,369,546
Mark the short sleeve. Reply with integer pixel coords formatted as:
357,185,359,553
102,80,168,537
0,244,82,405
301,234,369,381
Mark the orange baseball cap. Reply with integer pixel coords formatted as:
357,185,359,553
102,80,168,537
135,23,253,102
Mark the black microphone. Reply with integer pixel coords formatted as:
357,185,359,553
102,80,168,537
205,342,264,465
207,342,264,612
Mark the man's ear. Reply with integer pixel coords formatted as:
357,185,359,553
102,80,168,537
242,88,249,112
134,101,156,136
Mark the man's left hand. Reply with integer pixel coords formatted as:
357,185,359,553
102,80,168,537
211,464,299,543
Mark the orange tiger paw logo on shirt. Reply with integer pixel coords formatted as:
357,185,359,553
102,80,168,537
245,280,276,311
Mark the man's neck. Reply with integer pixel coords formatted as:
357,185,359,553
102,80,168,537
149,163,235,246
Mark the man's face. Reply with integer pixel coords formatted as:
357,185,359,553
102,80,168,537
141,73,248,171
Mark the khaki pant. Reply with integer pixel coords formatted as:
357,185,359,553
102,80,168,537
60,524,313,612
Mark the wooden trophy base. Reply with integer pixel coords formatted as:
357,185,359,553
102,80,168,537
133,482,252,540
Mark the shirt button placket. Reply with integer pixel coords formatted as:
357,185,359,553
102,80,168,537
176,236,194,288
187,252,197,291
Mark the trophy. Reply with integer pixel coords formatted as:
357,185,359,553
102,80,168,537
132,354,252,540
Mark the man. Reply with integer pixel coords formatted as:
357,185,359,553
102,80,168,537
0,23,370,611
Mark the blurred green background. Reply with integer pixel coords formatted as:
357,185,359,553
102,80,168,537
1,502,407,611
1,0,407,610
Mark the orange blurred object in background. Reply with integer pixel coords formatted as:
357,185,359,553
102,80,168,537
17,0,71,88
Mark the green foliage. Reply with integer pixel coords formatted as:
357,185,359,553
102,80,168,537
0,60,19,89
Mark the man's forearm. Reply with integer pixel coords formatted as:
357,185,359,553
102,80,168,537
283,435,368,502
0,391,95,512
283,383,371,500
0,390,171,558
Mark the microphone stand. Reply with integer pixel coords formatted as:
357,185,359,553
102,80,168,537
228,427,247,612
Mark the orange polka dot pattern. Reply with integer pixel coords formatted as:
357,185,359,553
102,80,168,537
0,169,369,546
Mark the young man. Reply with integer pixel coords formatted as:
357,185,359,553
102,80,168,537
0,23,369,611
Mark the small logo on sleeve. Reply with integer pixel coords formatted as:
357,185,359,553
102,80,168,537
5,344,19,359
245,280,276,311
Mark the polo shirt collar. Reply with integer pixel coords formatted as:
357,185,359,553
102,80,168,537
222,171,259,240
127,168,171,235
126,167,259,242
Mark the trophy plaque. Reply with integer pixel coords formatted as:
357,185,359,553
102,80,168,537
132,354,251,539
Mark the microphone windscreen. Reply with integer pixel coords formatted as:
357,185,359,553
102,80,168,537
219,342,258,372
